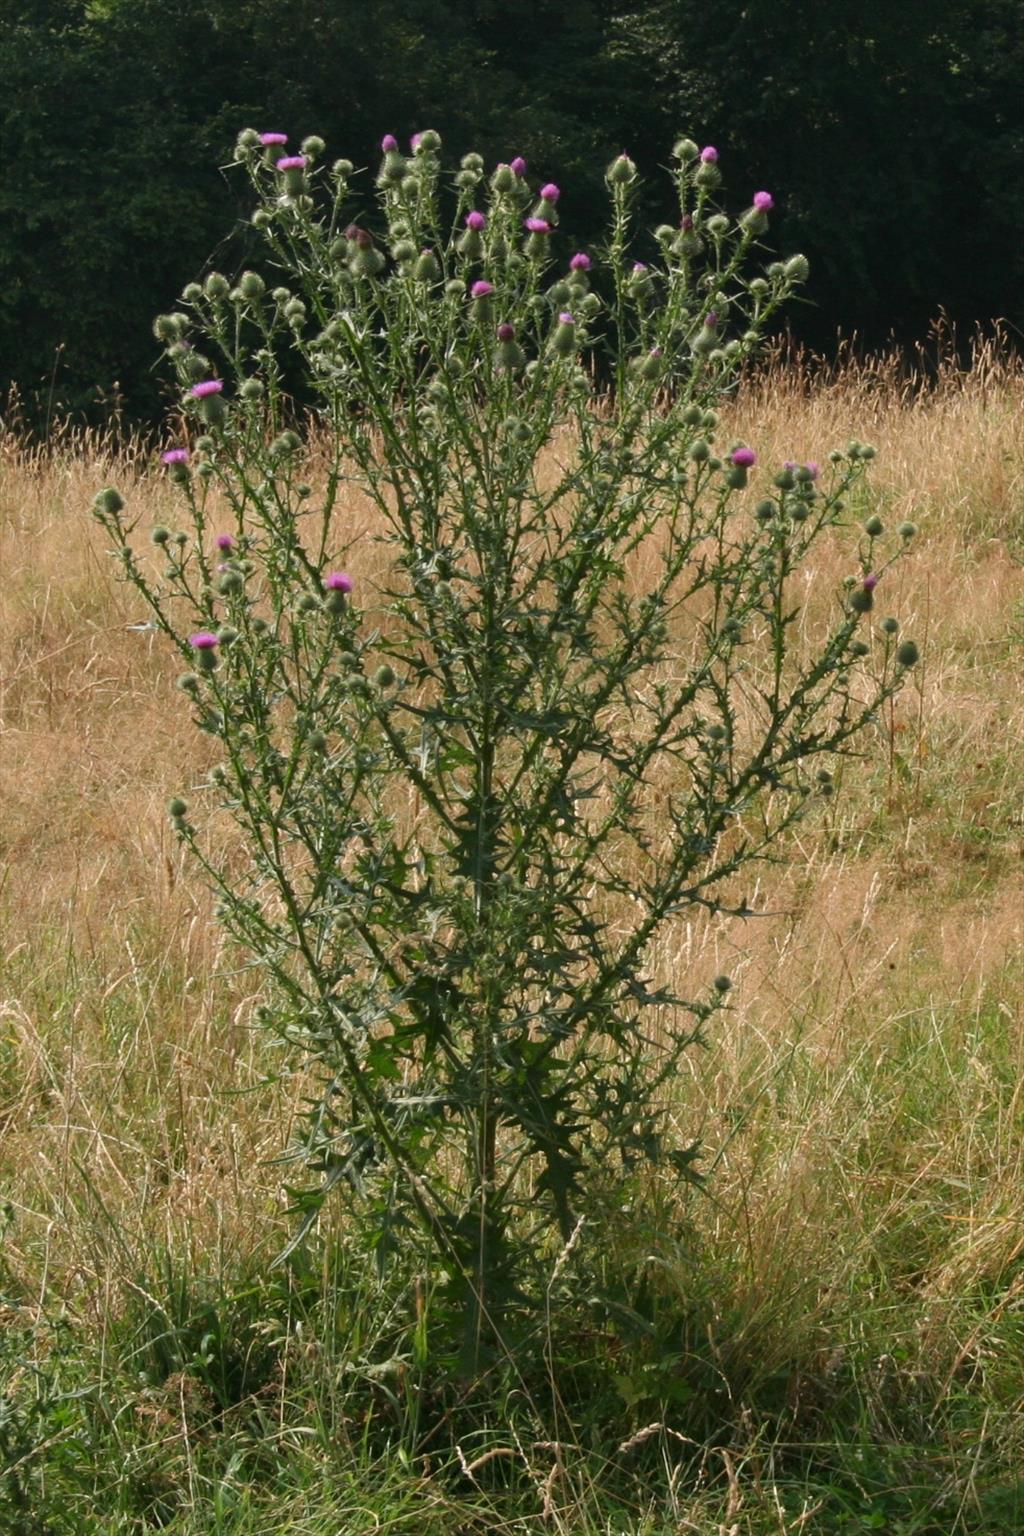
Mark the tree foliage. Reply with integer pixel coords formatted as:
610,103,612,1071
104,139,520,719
1,0,1020,423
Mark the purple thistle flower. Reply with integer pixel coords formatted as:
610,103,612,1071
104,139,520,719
510,156,527,176
681,213,694,231
496,323,515,342
381,134,399,153
700,145,719,163
753,190,774,211
705,311,718,329
190,380,223,398
569,252,591,271
189,631,220,650
805,461,820,481
524,217,551,234
258,132,288,146
276,155,307,171
410,132,423,151
558,312,574,326
863,573,879,592
540,182,560,203
632,261,649,273
325,571,353,593
465,210,486,231
731,447,757,468
161,448,190,464
470,280,494,298
649,346,663,358
215,534,235,551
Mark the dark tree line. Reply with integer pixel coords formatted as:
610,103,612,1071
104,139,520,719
2,0,1020,424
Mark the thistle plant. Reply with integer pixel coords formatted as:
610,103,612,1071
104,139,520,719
94,129,919,1367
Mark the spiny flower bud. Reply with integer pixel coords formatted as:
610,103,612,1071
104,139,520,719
785,254,810,282
153,313,186,342
636,346,663,381
300,135,325,161
495,322,525,371
523,217,552,257
881,617,899,635
692,315,719,357
322,571,353,615
898,521,918,539
189,631,220,670
742,191,773,234
238,270,265,300
457,213,486,259
549,311,577,356
896,640,920,668
277,154,308,194
713,974,732,994
151,524,171,544
240,378,264,401
864,514,884,537
694,153,721,189
204,272,230,301
93,487,124,515
161,447,190,484
374,664,396,689
491,162,515,193
413,249,441,283
168,797,187,819
270,429,301,456
673,137,699,162
606,153,636,185
849,579,875,614
191,378,226,427
349,244,385,279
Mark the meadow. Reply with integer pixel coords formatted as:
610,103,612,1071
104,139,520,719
1,331,1022,1534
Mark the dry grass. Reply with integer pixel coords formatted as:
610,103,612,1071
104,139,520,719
1,338,1022,1526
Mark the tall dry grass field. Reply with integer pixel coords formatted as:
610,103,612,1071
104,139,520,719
1,336,1022,1532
